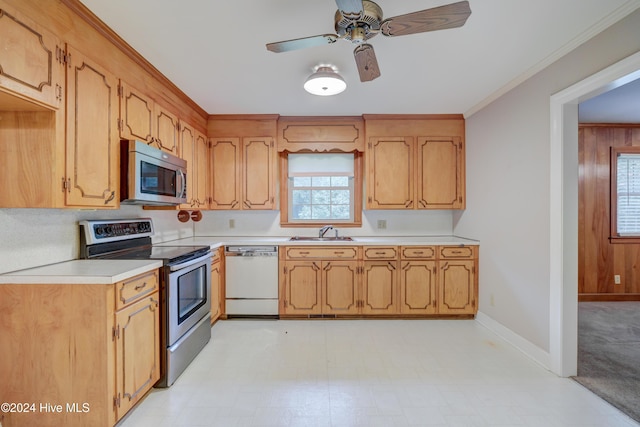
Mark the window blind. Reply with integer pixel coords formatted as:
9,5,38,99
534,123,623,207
617,153,640,236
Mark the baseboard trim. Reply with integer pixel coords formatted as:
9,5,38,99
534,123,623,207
475,311,552,372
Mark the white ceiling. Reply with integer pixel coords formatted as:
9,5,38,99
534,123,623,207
78,0,640,119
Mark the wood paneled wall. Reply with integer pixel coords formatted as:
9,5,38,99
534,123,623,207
579,125,640,300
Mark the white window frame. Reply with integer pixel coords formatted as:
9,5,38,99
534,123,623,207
279,152,363,227
288,173,355,224
611,146,640,242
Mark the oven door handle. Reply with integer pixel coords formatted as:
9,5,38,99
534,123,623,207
169,252,211,272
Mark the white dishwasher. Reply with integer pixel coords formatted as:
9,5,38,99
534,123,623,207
224,245,279,317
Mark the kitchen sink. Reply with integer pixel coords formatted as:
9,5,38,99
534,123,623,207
289,236,353,241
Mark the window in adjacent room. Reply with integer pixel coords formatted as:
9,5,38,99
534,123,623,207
280,152,362,226
611,146,640,241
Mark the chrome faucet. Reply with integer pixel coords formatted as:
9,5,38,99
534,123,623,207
319,225,334,238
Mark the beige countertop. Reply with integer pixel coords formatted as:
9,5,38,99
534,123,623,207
157,235,479,249
0,259,163,285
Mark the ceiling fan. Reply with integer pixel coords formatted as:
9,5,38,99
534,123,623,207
266,0,472,83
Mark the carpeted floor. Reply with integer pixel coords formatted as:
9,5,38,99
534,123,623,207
573,301,640,423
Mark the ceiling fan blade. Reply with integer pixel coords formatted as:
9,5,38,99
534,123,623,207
335,0,364,19
380,1,471,37
266,34,339,53
353,43,381,82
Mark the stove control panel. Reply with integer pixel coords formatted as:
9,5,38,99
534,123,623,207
79,218,154,245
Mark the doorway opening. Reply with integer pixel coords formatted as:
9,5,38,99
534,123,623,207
550,50,640,376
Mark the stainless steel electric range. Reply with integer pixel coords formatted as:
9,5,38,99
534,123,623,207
80,218,211,387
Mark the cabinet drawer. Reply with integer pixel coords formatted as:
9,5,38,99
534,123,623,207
363,246,398,260
116,270,159,310
439,246,476,259
285,246,358,260
401,246,436,259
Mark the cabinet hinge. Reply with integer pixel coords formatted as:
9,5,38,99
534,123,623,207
283,266,288,274
62,177,71,193
113,394,120,409
284,300,288,308
112,325,120,341
117,84,123,97
117,118,122,131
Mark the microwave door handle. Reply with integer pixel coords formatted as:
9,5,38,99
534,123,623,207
178,169,187,198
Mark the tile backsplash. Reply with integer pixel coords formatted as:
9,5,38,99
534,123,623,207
0,207,193,274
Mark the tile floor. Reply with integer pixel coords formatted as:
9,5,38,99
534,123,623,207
119,319,640,427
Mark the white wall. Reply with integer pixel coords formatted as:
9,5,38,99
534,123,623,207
0,206,193,274
194,209,454,237
455,9,640,357
0,206,452,275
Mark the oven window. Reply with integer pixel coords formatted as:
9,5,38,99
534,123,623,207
140,161,177,196
176,264,207,324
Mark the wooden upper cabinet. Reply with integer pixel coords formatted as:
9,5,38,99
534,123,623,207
210,137,241,209
364,115,466,210
367,137,415,209
194,130,210,208
242,137,276,209
65,45,119,208
118,80,180,156
0,6,64,109
209,136,275,210
154,105,179,155
181,125,209,209
208,115,278,210
277,116,364,152
417,137,464,209
119,80,153,142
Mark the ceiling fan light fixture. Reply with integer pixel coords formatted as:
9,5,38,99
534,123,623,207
303,65,346,96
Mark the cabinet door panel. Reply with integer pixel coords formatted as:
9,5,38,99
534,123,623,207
154,105,179,155
362,261,397,315
211,259,223,323
282,261,322,315
210,138,241,209
367,137,414,209
242,137,275,209
195,131,209,208
439,260,475,314
0,7,63,108
119,81,153,142
115,294,160,420
322,261,359,315
400,260,437,314
65,45,119,208
417,136,464,209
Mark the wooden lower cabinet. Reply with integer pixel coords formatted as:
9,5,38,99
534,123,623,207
399,260,438,315
114,294,160,419
211,247,224,323
322,261,359,315
281,260,322,315
362,260,398,315
280,246,359,316
279,244,477,318
0,270,160,427
438,260,476,314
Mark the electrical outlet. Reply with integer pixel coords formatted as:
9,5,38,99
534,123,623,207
614,274,621,285
490,293,495,306
377,219,387,229
229,219,235,229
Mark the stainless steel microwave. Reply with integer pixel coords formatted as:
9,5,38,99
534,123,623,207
120,140,187,206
